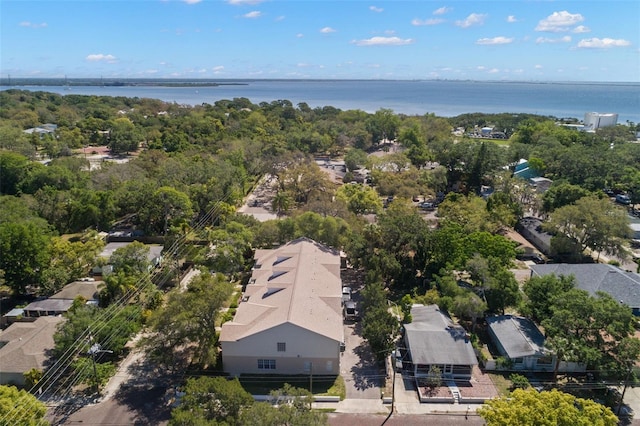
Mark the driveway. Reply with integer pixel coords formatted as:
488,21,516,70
340,280,383,399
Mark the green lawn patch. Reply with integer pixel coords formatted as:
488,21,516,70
321,375,346,400
487,372,512,396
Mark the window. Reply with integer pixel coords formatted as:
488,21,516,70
277,342,286,352
258,359,276,370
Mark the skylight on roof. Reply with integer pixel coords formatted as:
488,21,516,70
263,288,284,298
268,270,288,281
273,256,291,266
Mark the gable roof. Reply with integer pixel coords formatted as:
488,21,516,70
220,238,343,344
0,316,65,374
404,305,477,366
486,315,546,359
50,281,102,301
530,263,640,309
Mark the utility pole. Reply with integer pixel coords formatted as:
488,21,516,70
617,366,632,416
87,333,113,395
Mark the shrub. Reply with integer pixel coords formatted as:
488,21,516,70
509,373,530,390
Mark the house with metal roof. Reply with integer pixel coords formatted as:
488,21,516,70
219,238,344,376
403,305,477,381
486,315,553,371
0,316,64,386
530,263,640,316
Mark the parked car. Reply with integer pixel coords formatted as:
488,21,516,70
342,286,352,303
343,301,358,321
616,194,631,205
419,201,436,211
393,348,403,372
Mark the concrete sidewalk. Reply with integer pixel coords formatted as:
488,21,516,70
313,398,483,416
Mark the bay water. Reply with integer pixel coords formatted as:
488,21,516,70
3,80,639,123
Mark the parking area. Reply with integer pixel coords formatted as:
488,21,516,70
340,270,383,399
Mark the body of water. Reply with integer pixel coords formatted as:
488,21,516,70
2,80,639,123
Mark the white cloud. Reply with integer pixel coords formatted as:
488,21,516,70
536,35,571,44
297,63,310,68
535,11,584,32
506,15,517,23
572,25,590,34
477,66,486,70
412,18,444,26
455,13,487,28
320,27,336,33
296,33,304,38
577,38,631,48
433,7,451,15
86,54,117,63
213,65,224,71
183,0,202,4
227,0,263,5
19,21,47,28
370,6,383,13
476,36,514,45
351,36,414,46
243,11,262,18
534,64,543,69
275,15,285,21
488,68,499,74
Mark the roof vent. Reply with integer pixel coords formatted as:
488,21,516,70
268,270,288,281
273,256,291,266
263,288,284,298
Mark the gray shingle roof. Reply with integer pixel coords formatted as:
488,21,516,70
486,315,546,359
0,316,64,374
404,305,477,366
530,263,640,309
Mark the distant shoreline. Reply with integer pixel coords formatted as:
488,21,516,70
1,78,638,88
0,79,248,88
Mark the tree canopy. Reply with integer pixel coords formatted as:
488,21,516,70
478,388,618,426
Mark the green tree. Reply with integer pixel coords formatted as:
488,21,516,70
0,151,30,195
360,282,398,360
0,385,48,426
239,385,328,426
544,196,630,259
522,274,575,323
541,182,590,214
169,377,253,426
343,148,368,172
145,271,233,369
0,221,52,295
109,241,152,275
108,117,142,154
335,184,382,215
366,108,400,144
478,388,617,426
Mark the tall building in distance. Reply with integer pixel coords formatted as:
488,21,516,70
584,112,618,130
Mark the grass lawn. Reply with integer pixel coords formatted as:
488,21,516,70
487,372,512,396
239,374,341,396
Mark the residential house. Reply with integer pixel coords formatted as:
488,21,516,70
486,315,554,371
220,238,344,376
92,242,163,276
22,280,102,318
403,305,477,381
530,263,640,316
517,217,553,257
0,316,64,386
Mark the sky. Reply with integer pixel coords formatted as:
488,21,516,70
1,0,639,82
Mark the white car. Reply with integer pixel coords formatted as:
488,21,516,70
342,286,352,302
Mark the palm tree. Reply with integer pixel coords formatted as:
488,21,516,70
271,190,292,216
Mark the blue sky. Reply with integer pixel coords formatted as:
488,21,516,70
2,0,638,81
